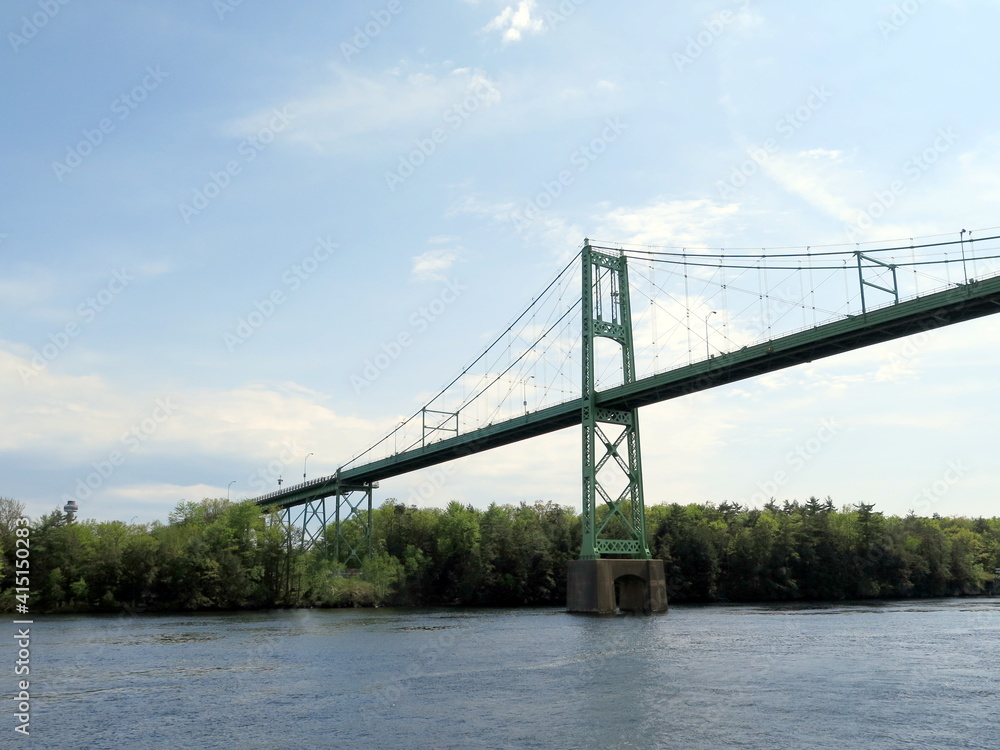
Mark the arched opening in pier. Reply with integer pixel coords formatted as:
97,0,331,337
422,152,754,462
614,573,648,612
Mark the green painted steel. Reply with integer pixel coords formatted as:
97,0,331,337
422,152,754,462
255,268,1000,547
857,251,900,313
580,243,650,560
333,485,373,567
272,475,372,564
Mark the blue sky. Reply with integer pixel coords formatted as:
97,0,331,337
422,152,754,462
3,0,1000,524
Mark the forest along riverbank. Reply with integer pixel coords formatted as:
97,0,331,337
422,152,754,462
2,495,998,614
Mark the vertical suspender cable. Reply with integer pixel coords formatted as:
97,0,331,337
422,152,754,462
720,254,729,352
798,259,806,329
843,257,851,314
807,247,816,327
970,230,977,280
683,249,692,365
650,258,657,374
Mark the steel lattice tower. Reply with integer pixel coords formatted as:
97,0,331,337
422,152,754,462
580,241,652,560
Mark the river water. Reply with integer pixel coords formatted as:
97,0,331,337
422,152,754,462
4,598,998,749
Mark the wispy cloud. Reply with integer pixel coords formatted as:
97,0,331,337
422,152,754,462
235,64,500,153
595,197,743,247
411,248,462,282
446,193,583,260
759,151,859,224
0,345,382,482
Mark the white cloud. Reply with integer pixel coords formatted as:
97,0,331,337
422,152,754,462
741,134,1000,245
759,151,859,224
109,482,224,507
484,0,545,44
411,248,462,282
230,65,500,153
595,197,743,247
801,148,844,161
446,192,584,261
0,273,58,312
0,345,391,516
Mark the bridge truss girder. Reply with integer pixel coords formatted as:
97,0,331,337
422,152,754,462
277,481,373,567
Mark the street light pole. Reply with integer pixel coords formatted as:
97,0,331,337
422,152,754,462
303,452,314,482
522,375,534,415
227,480,236,501
705,310,717,359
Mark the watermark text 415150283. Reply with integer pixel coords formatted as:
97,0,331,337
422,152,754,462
13,516,33,736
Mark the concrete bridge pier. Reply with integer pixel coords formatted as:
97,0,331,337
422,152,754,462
566,559,668,614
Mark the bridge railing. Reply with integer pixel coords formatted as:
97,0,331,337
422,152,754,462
255,474,336,505
716,270,1000,354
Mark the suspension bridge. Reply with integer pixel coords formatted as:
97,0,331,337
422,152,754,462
254,228,1000,612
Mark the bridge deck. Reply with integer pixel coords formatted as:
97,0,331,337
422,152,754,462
256,274,1000,510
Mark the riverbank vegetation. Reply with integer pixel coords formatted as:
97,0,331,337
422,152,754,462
1,495,998,613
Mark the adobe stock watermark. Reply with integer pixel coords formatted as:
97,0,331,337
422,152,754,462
717,85,832,199
510,116,627,234
364,628,457,724
882,323,938,379
351,279,466,393
543,0,589,32
910,459,969,516
178,106,294,222
51,65,169,182
673,0,751,72
384,80,500,192
404,464,457,504
485,0,588,43
60,397,181,508
19,268,133,384
745,418,840,506
213,0,247,21
341,0,403,61
224,235,338,353
8,0,72,54
843,127,959,242
743,279,810,340
13,513,32,736
247,438,304,493
879,0,928,40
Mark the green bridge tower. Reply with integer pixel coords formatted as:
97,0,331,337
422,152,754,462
567,241,668,613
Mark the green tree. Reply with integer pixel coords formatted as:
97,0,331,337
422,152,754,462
362,550,403,603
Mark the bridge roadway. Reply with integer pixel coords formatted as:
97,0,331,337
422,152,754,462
255,273,1000,510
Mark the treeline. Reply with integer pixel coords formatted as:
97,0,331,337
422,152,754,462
647,498,1000,601
0,495,998,613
